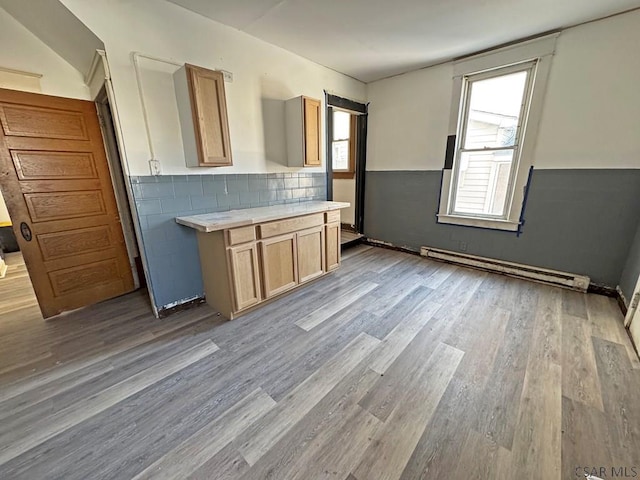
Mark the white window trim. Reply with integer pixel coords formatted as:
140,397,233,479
437,34,558,231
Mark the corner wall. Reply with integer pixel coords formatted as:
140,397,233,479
60,0,365,311
364,10,640,287
0,7,90,99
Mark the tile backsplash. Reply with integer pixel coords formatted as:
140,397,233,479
130,173,327,311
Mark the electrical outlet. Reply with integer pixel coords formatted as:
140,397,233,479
459,241,468,252
221,70,233,83
149,159,161,176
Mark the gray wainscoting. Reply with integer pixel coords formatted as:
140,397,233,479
364,169,640,288
130,173,327,310
620,221,640,302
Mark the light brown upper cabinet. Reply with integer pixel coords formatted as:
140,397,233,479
174,64,232,167
286,95,321,167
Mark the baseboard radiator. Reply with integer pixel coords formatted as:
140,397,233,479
420,246,590,292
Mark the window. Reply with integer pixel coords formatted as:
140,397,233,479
331,110,356,179
438,35,557,231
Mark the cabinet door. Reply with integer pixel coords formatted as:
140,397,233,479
186,64,233,166
325,222,341,272
228,243,261,311
303,97,321,166
260,233,298,298
297,226,325,283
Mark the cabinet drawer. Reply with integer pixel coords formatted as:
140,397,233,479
325,210,340,224
227,226,256,246
259,213,323,239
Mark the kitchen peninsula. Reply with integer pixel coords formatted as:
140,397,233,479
176,201,349,319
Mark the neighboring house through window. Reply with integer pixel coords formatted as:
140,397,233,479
437,34,558,231
331,109,356,179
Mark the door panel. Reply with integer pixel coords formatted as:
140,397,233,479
228,243,261,312
297,226,324,283
0,88,135,318
24,191,107,222
325,222,340,271
12,151,98,179
39,226,113,260
303,97,320,166
0,103,89,140
260,234,297,298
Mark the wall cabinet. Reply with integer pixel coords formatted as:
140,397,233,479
286,95,321,167
174,63,232,167
195,210,342,319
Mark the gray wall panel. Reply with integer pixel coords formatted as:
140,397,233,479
364,169,640,287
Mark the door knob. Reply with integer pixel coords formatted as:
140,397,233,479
20,222,32,242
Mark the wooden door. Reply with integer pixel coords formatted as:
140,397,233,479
325,222,341,271
0,88,135,318
228,243,261,312
303,97,321,166
260,233,297,298
297,225,324,283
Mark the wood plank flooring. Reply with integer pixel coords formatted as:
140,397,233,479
341,229,364,246
1,246,639,479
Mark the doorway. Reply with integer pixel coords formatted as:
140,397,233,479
325,94,367,247
0,88,137,318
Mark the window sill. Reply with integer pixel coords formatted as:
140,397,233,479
333,171,355,180
436,214,520,232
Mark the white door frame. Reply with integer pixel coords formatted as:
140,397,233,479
624,275,640,328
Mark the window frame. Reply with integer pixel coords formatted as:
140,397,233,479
437,34,558,231
449,60,536,220
331,110,357,179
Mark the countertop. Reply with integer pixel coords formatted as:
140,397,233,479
175,201,350,233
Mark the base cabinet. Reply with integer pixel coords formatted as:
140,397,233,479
198,210,342,319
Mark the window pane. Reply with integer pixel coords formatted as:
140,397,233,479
333,110,350,140
463,71,527,149
453,150,514,217
332,140,349,170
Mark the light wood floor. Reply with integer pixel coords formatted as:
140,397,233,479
0,246,639,479
341,229,364,245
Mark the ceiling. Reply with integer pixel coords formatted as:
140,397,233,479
167,0,640,83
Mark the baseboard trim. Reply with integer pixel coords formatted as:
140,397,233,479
363,238,421,256
158,296,206,318
616,286,628,317
421,246,590,292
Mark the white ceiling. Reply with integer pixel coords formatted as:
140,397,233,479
167,0,640,83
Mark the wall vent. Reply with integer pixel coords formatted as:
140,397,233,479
420,246,590,292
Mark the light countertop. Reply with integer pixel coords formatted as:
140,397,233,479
176,201,350,233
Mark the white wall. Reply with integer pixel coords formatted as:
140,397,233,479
366,9,640,171
333,178,356,225
0,6,91,226
60,0,366,177
0,7,90,99
0,192,9,225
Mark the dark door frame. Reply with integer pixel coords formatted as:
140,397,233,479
324,92,368,234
